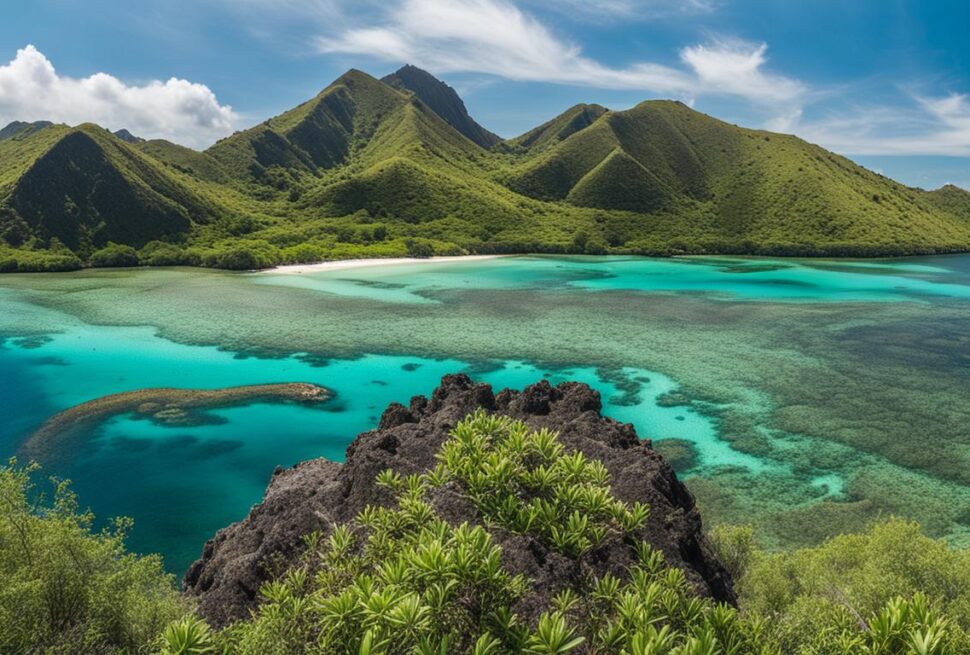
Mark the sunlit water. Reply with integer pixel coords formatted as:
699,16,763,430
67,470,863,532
2,255,969,573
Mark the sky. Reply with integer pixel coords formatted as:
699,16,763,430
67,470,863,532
1,0,969,190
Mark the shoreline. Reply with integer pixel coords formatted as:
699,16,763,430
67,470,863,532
261,254,505,275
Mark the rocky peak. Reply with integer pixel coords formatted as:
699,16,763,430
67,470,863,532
184,374,734,627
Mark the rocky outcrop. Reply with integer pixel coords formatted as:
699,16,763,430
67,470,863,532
184,375,734,626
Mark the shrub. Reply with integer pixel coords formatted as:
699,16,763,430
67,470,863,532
0,460,185,654
404,238,435,258
139,241,189,267
89,242,139,267
203,241,281,270
164,414,970,655
712,519,970,652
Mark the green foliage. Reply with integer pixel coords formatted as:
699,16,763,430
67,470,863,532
1,419,968,655
200,241,281,270
212,499,528,653
159,617,217,655
2,69,968,272
0,459,185,654
161,415,970,655
89,242,140,267
405,238,435,258
438,411,649,556
711,519,970,653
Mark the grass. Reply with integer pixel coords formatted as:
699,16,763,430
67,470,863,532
1,67,969,271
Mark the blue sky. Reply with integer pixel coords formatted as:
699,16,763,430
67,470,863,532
1,0,969,189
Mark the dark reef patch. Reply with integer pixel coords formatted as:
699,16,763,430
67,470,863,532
20,383,332,465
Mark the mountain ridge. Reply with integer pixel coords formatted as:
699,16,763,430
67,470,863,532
1,65,969,271
381,64,501,149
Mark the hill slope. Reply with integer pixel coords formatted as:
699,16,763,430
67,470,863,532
508,103,607,152
207,70,417,184
382,65,501,148
1,66,969,270
509,100,970,254
0,120,54,141
0,124,224,266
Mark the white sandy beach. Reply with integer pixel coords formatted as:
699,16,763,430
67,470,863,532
263,254,504,275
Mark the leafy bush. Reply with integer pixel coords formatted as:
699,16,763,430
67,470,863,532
0,421,965,654
162,414,970,655
202,241,281,270
139,241,192,267
438,412,650,555
711,520,970,653
89,242,140,267
404,238,435,258
0,460,185,654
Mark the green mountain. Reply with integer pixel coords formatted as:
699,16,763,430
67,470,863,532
0,123,234,269
381,64,501,148
508,100,970,252
0,120,54,141
507,103,607,152
112,128,144,144
1,66,969,271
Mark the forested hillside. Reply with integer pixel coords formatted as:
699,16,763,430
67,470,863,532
1,65,969,271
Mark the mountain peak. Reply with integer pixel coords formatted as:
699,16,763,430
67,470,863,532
331,68,381,88
382,65,500,148
113,128,144,143
510,103,609,151
0,120,54,141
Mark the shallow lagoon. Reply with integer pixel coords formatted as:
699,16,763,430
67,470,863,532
1,255,969,573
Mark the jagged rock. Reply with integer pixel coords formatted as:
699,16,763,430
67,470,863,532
184,375,734,626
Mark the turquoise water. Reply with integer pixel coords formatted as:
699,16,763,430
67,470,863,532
0,322,722,572
256,255,970,304
1,254,969,570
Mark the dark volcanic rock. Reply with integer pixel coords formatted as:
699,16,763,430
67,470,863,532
184,375,734,626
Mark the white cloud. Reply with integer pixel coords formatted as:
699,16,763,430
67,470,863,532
203,0,970,160
528,0,716,22
315,0,803,106
680,39,806,104
788,93,970,157
0,45,237,148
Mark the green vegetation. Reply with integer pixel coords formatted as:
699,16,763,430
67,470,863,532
0,459,184,654
505,104,609,153
1,66,968,272
711,520,970,653
4,414,970,653
382,64,501,149
162,413,967,655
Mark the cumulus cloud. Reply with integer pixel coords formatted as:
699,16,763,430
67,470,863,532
315,0,803,106
0,45,237,148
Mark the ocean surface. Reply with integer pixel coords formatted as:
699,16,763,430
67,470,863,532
1,255,969,573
